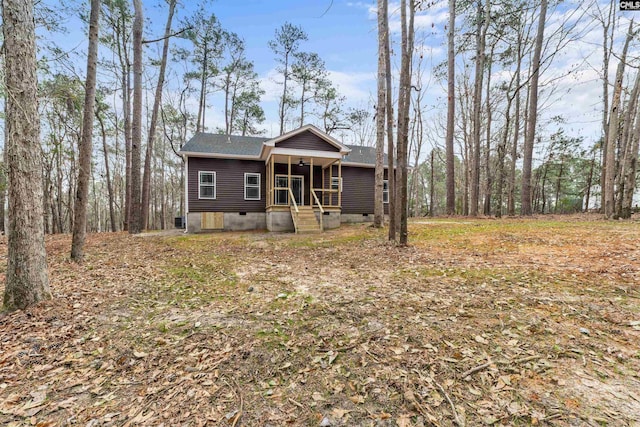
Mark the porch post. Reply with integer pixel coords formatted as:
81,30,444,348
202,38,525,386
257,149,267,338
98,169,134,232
266,160,271,208
338,159,342,207
270,156,274,206
310,157,314,207
288,156,291,206
329,162,333,207
322,168,325,205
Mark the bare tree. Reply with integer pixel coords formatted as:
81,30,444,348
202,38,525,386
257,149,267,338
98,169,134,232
604,20,633,219
521,0,547,216
142,0,176,230
396,0,415,245
269,22,308,135
374,0,387,228
71,0,101,261
445,0,456,215
129,0,143,234
2,0,51,310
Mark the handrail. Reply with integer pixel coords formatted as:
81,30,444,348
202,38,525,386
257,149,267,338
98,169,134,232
311,190,324,232
311,190,324,214
288,188,299,213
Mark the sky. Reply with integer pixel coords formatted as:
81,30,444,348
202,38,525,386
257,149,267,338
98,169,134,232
38,0,638,163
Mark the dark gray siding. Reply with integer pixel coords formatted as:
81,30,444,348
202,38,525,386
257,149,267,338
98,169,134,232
276,130,340,152
188,158,266,212
336,166,389,214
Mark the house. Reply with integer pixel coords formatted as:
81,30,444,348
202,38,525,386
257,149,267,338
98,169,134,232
179,124,389,233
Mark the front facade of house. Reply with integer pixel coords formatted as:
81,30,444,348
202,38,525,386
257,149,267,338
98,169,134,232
179,125,388,233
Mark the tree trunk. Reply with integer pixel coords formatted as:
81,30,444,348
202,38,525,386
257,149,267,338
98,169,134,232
129,0,143,234
373,0,387,228
196,40,208,133
600,2,614,212
445,0,456,215
621,104,640,218
2,0,51,310
507,37,522,216
483,43,495,216
470,0,489,217
385,1,396,239
98,110,117,232
142,0,176,230
71,0,100,262
396,0,414,245
604,20,632,219
521,0,547,216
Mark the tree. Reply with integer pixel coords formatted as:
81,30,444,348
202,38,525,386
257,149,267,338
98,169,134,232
470,0,490,217
521,0,547,216
218,33,265,136
604,20,633,219
396,0,415,245
142,0,177,230
292,51,326,126
180,9,224,132
2,0,51,310
71,0,101,261
129,0,143,234
445,0,456,215
269,22,308,135
374,0,387,228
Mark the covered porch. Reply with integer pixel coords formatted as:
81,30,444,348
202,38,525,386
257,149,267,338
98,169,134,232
265,154,342,233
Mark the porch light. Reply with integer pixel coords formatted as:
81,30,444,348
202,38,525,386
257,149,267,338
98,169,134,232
298,158,305,167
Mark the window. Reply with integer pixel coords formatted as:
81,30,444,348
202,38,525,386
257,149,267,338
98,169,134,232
199,171,216,199
383,180,389,204
331,177,342,192
244,173,261,200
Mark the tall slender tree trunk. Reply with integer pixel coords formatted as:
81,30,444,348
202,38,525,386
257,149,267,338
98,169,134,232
600,2,614,212
616,68,640,218
507,37,522,216
621,105,640,218
470,0,489,216
604,20,632,219
483,44,495,216
396,0,414,245
374,0,387,228
142,0,176,230
385,2,395,239
2,0,51,310
130,0,143,234
196,41,208,133
97,110,117,232
521,0,547,216
445,0,456,215
71,0,100,262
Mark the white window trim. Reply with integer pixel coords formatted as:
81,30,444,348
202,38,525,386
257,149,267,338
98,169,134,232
244,172,261,201
383,179,389,204
331,177,343,192
199,171,216,200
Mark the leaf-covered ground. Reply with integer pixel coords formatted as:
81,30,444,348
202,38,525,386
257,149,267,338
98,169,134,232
1,216,640,426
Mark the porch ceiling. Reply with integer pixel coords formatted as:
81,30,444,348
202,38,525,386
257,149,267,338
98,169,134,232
269,153,339,168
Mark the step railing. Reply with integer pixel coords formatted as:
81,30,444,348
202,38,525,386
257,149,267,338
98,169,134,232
311,190,324,232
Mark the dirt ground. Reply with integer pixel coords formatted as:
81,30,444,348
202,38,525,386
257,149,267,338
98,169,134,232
1,215,639,426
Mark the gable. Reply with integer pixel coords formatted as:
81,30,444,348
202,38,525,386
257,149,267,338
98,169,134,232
275,130,340,152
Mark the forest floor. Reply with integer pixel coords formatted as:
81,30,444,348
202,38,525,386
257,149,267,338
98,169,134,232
1,215,640,426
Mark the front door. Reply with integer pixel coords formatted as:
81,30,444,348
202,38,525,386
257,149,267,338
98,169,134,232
291,176,303,206
275,175,304,206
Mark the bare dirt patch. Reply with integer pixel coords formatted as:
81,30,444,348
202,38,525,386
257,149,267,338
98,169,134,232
1,216,639,426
